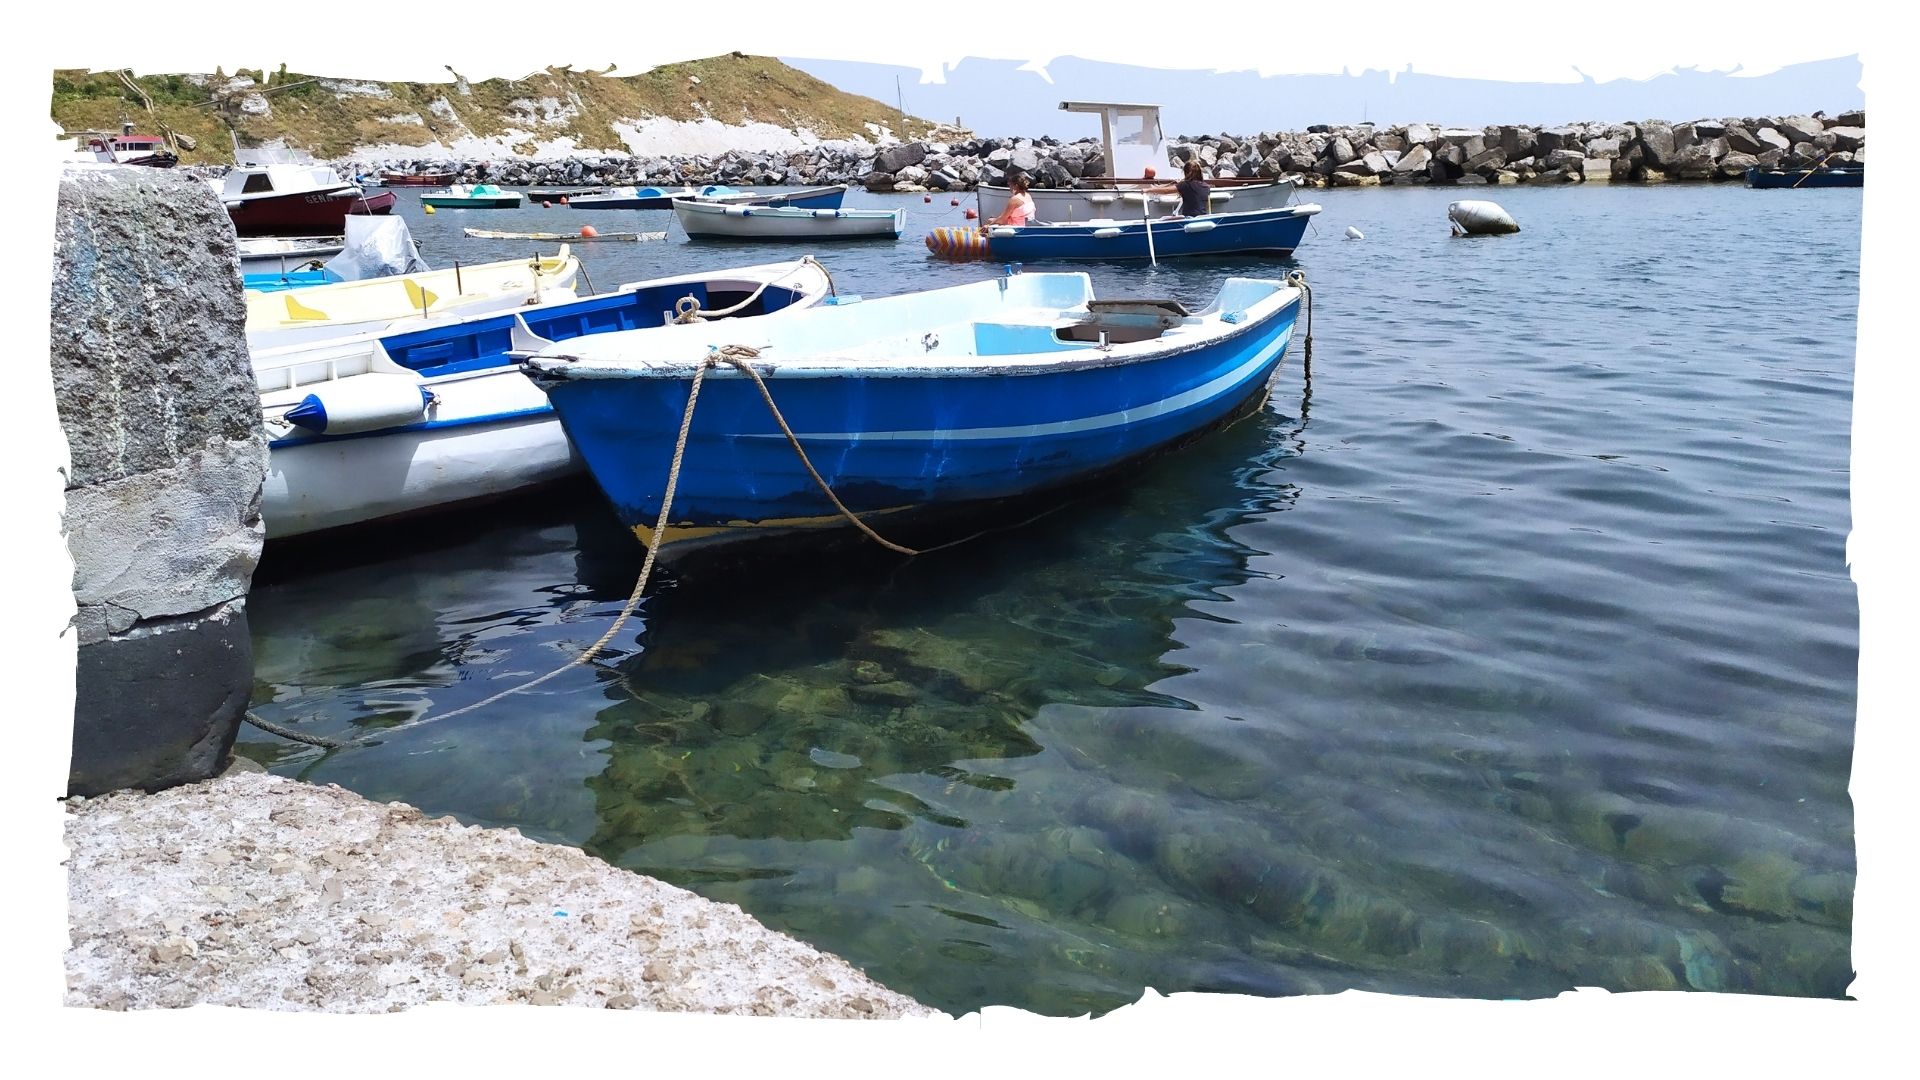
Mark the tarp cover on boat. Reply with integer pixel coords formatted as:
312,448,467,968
323,216,429,283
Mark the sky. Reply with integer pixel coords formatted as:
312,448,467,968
2,0,1912,1074
784,55,1865,137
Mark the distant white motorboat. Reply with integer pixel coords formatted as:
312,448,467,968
673,200,904,241
254,259,838,538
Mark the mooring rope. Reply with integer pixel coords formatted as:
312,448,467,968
242,349,718,751
1286,269,1313,367
673,256,835,324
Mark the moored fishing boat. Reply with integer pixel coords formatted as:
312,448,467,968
463,227,666,242
521,269,1306,560
421,184,526,209
236,235,346,275
247,247,578,350
570,184,716,210
253,259,837,538
694,184,849,210
381,170,457,186
523,185,608,202
674,200,904,241
976,101,1297,223
215,154,396,235
985,204,1320,261
1745,164,1865,188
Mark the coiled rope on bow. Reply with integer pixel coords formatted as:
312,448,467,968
672,255,836,324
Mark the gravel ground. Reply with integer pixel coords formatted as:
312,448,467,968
64,772,939,1017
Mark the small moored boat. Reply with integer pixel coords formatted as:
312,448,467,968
381,170,457,187
694,184,849,210
523,185,608,202
246,247,579,350
674,200,905,241
1745,164,1864,188
214,154,396,236
253,259,837,538
463,227,666,242
236,235,346,275
421,184,526,209
985,204,1320,261
522,269,1305,560
570,185,715,210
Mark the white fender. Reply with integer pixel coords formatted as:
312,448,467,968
282,372,432,435
991,227,1017,238
1182,220,1217,233
1447,200,1520,235
1093,227,1123,238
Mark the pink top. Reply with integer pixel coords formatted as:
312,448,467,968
1005,192,1036,225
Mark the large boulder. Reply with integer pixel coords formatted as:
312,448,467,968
1670,143,1720,179
1638,123,1678,168
1755,127,1793,153
1777,115,1825,143
1585,136,1623,159
1326,136,1357,166
1499,125,1538,160
1374,133,1407,153
1825,126,1866,152
1718,151,1760,178
54,167,268,796
860,171,897,192
1405,123,1437,148
873,142,927,174
1724,125,1765,155
1393,145,1434,174
1537,126,1582,154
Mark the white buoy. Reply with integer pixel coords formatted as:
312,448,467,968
1345,226,1364,240
1447,200,1520,235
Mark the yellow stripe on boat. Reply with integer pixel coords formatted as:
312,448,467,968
282,291,330,322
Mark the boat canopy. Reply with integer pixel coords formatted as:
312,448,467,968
1058,100,1168,179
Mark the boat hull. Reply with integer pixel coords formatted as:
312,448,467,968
228,189,396,236
382,172,457,186
421,196,525,208
986,205,1318,261
535,283,1300,557
978,178,1296,223
1745,166,1864,188
675,202,904,240
701,185,849,210
256,261,835,538
237,235,346,274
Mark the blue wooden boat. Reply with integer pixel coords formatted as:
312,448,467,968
569,184,848,211
985,204,1321,262
1745,165,1864,189
243,269,333,292
521,270,1305,559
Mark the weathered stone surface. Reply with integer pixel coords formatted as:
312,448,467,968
1405,123,1437,148
1326,136,1356,165
1393,145,1434,173
70,602,251,796
1755,127,1792,153
1465,147,1508,172
1718,152,1760,178
55,166,267,795
871,142,926,174
859,170,896,192
1833,110,1864,128
1360,150,1393,175
1374,133,1407,153
1724,126,1765,155
1537,127,1581,154
1499,126,1538,160
1777,115,1825,144
1671,143,1720,179
1824,126,1866,151
1582,158,1615,182
1585,136,1622,159
1639,123,1678,168
53,170,259,488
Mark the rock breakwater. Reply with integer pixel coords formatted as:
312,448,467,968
269,110,1864,194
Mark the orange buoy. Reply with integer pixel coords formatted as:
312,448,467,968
963,208,978,220
950,197,960,206
579,224,599,238
542,200,552,208
560,196,570,205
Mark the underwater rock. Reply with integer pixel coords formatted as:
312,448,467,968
847,681,919,709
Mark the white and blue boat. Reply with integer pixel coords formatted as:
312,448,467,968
521,269,1305,560
253,259,837,538
986,203,1321,262
569,184,848,211
674,199,906,241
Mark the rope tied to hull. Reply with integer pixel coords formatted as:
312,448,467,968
242,331,911,751
1285,269,1313,367
672,255,835,324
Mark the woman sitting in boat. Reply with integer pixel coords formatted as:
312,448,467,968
986,173,1038,227
1148,160,1211,217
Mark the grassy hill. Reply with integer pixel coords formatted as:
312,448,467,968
52,55,938,164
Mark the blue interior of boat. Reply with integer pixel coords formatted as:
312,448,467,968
381,279,804,378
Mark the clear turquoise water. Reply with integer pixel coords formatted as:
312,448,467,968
246,184,1859,1015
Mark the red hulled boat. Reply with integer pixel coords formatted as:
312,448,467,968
214,161,396,236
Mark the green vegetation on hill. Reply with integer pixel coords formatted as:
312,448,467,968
52,55,937,164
